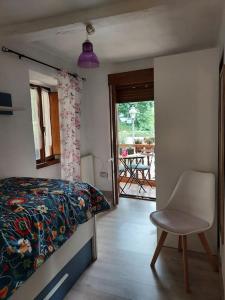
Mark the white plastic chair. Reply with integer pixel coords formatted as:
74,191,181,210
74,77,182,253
150,170,218,292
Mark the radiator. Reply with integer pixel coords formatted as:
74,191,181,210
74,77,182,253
81,155,95,186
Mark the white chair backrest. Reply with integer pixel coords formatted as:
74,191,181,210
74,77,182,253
167,170,215,227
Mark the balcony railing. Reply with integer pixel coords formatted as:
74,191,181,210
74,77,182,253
119,143,154,154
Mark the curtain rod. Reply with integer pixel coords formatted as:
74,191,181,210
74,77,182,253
2,46,86,81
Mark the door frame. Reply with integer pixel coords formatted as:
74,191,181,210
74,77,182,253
108,68,154,206
218,61,225,245
109,84,119,206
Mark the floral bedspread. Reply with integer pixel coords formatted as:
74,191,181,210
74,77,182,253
0,177,110,299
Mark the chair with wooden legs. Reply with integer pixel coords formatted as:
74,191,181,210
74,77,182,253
149,170,218,293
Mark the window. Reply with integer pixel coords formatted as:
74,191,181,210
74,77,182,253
30,84,60,168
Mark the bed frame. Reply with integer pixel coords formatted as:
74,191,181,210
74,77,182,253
10,217,97,300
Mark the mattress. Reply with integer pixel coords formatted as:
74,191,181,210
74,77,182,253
0,177,110,299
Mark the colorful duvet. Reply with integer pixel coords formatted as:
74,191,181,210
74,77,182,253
0,177,110,299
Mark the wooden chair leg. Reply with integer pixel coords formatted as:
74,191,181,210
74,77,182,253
182,235,190,293
178,235,182,252
150,231,167,267
198,232,218,272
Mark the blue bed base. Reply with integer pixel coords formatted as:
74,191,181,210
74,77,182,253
34,238,93,300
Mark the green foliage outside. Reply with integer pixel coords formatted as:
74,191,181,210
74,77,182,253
117,101,155,144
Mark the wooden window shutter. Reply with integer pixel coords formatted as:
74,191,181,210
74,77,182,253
108,68,154,103
49,92,61,155
116,82,154,103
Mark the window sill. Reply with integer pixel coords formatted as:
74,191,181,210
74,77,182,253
36,158,60,169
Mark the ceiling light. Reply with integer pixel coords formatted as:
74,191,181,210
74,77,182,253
77,24,99,68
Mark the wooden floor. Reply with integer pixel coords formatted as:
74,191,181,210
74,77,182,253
65,198,221,300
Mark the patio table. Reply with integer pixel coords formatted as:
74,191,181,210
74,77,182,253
119,154,147,194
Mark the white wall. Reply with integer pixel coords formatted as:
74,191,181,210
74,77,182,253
79,58,154,191
0,44,219,254
80,48,219,253
154,48,219,253
0,51,62,179
79,65,113,191
0,46,151,185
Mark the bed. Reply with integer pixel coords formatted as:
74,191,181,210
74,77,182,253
0,177,110,300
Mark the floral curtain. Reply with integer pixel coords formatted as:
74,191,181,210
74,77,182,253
57,71,82,181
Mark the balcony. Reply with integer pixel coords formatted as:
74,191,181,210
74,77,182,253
119,143,156,199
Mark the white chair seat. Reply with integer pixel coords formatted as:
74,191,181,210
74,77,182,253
149,171,216,292
150,209,210,235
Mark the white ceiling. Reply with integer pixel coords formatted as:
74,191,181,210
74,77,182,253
0,0,120,25
0,0,224,64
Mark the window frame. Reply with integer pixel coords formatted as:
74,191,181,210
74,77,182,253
30,83,60,169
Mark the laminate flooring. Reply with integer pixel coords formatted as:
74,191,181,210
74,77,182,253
65,198,221,300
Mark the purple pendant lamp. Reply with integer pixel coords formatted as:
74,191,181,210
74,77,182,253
77,24,100,68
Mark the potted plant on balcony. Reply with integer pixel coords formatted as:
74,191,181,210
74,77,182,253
144,137,155,153
127,146,135,155
134,138,144,153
